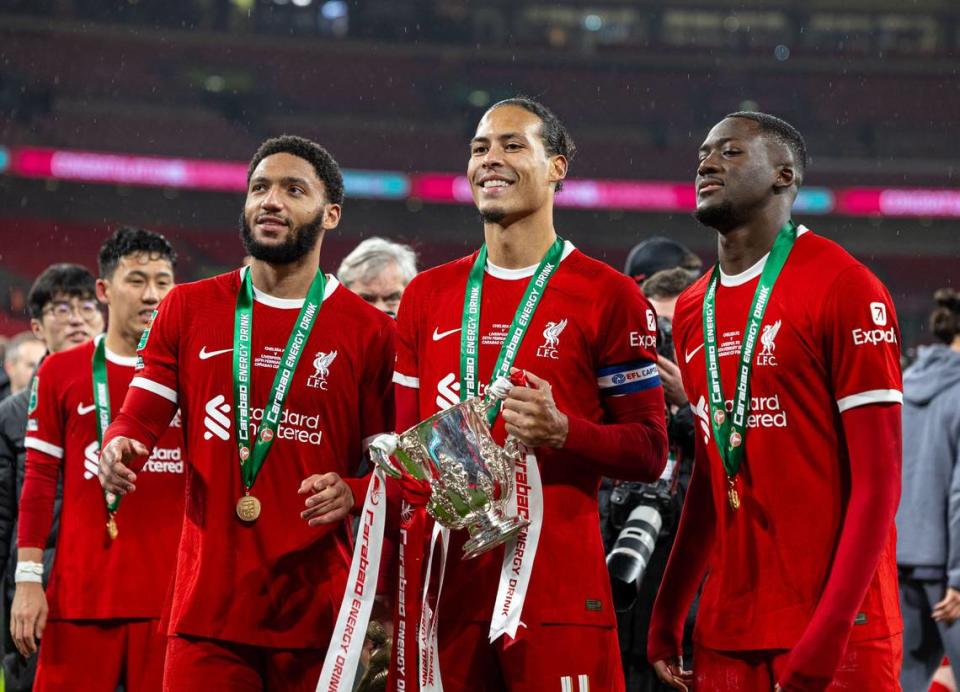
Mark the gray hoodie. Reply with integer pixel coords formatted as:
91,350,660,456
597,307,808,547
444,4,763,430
896,344,960,586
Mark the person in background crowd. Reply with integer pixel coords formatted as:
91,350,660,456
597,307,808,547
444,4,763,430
337,236,418,317
897,287,960,691
11,230,183,691
2,334,45,397
608,266,699,692
0,264,103,690
624,237,702,286
0,337,10,402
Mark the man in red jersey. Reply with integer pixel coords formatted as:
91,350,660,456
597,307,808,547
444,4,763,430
648,112,903,691
11,227,184,691
387,97,669,692
99,135,395,692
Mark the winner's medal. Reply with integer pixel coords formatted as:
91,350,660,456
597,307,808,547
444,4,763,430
236,494,262,522
92,338,121,539
702,221,798,512
232,268,327,521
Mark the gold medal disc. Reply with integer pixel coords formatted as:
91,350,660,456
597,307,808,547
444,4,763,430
107,514,119,540
727,477,741,511
236,495,262,522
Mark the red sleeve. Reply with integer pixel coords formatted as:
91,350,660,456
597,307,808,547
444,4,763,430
103,287,181,459
563,276,668,480
823,266,903,411
647,436,716,663
19,358,65,550
391,274,420,402
777,403,901,691
342,318,397,507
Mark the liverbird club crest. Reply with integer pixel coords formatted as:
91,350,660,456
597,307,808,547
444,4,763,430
306,350,338,390
757,320,781,367
537,318,568,360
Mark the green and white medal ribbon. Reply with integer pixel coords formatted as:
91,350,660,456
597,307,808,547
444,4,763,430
702,221,797,510
232,267,326,521
460,238,565,414
92,336,119,539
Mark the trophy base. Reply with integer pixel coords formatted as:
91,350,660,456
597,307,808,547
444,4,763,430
462,512,530,560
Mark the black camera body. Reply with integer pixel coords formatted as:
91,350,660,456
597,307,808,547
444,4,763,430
605,468,680,613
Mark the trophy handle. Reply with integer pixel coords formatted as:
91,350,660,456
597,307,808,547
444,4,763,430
367,434,404,479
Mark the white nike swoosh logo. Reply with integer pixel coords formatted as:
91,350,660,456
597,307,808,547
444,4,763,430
77,403,96,416
199,346,234,360
684,343,705,363
432,327,462,342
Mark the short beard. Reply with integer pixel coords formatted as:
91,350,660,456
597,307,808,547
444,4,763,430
694,200,742,233
478,207,507,224
240,211,324,265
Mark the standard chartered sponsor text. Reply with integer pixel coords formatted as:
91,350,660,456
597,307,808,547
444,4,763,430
250,405,323,445
723,393,788,429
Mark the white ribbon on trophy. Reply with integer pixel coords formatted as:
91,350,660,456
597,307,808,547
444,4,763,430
315,466,388,692
489,450,543,643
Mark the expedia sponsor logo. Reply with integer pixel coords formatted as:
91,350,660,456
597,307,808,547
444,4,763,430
870,302,888,326
629,331,657,349
852,326,897,346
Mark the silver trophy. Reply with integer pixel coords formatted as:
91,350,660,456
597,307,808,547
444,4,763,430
368,381,528,559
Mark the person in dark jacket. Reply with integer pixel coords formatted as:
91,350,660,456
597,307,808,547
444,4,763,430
897,287,960,691
0,264,102,690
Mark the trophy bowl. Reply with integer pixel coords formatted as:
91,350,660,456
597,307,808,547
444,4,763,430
369,394,529,559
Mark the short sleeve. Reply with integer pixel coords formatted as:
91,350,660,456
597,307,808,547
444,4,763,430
130,284,182,404
595,276,662,398
392,277,421,391
23,358,65,461
360,319,397,444
822,265,902,412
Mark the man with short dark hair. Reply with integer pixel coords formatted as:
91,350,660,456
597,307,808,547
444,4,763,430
99,136,395,691
11,228,184,691
388,97,668,691
0,264,103,689
649,112,903,690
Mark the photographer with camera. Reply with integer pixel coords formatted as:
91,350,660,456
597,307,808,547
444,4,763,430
604,240,701,691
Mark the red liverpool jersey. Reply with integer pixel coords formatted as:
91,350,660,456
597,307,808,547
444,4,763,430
393,241,665,627
104,269,395,648
21,336,186,620
671,227,903,650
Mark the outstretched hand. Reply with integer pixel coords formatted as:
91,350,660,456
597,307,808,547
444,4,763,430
98,436,150,496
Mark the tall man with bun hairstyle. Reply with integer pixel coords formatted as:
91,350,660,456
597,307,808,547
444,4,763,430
388,97,668,691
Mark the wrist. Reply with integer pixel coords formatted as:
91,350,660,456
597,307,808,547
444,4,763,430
14,560,43,584
551,412,569,448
